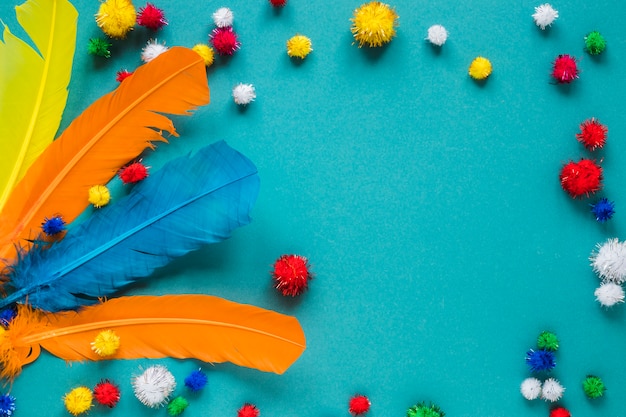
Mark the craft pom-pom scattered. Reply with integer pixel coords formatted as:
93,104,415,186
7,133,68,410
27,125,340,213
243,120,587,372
192,44,215,67
584,31,606,55
132,365,176,408
272,254,313,296
582,375,606,398
212,7,234,28
559,159,603,198
549,407,571,417
88,185,111,208
532,3,558,30
590,238,626,283
552,54,579,84
93,380,121,408
96,0,137,39
594,282,624,307
0,394,16,417
525,348,556,372
537,331,559,351
577,118,607,151
350,1,399,48
210,26,241,56
167,396,189,416
349,394,371,415
184,369,208,392
64,387,93,416
590,198,615,223
232,83,256,105
541,378,565,402
520,377,542,400
137,3,167,30
426,24,448,46
41,215,66,236
87,37,112,58
287,35,313,59
91,329,121,357
237,403,260,417
469,57,492,80
141,39,168,63
406,402,444,417
116,69,134,82
269,0,287,7
119,161,149,184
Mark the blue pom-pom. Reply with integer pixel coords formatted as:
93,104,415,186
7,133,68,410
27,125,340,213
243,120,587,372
0,307,16,327
590,198,615,223
184,369,208,392
0,393,16,417
41,216,66,236
525,349,556,372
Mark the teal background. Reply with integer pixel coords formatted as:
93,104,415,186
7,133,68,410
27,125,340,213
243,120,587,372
1,0,626,416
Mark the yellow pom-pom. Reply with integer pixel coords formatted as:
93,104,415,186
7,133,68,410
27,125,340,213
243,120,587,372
192,44,215,67
469,56,492,80
351,1,398,47
88,185,111,208
64,387,93,416
286,35,313,59
91,329,120,357
96,0,137,39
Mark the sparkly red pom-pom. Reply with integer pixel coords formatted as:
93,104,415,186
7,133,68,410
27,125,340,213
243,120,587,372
272,254,313,297
349,394,371,415
269,0,287,6
116,69,134,82
577,118,607,151
210,27,240,56
93,380,121,408
552,54,579,84
137,3,167,30
560,159,603,198
237,403,260,417
549,407,571,417
119,162,149,184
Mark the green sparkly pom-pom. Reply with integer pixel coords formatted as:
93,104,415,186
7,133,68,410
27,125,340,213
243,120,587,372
537,331,559,351
87,37,112,58
407,402,445,417
584,31,606,55
583,375,606,399
167,396,189,416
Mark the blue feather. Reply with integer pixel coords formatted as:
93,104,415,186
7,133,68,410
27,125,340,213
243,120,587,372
3,141,259,312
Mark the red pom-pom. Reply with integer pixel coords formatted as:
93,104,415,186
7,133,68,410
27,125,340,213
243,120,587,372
577,118,607,151
559,159,603,198
137,3,167,30
269,0,287,6
552,54,579,84
119,162,149,184
349,395,371,415
272,254,313,297
237,403,259,417
210,27,240,56
116,69,134,82
549,407,571,417
93,380,121,408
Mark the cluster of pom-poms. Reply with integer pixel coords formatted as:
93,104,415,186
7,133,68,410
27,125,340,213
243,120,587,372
64,381,121,415
590,238,626,307
521,331,564,402
272,254,314,296
95,0,166,39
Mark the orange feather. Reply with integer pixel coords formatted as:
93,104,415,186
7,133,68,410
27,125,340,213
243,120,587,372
0,47,209,264
0,295,306,380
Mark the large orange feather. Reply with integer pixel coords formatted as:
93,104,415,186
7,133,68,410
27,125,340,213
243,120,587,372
0,47,209,264
0,295,306,380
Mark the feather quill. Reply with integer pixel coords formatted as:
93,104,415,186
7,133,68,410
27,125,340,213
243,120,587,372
0,294,306,380
0,0,77,211
0,46,209,264
3,141,259,312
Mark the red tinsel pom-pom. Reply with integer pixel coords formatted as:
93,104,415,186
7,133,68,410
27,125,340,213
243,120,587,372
552,54,579,84
349,395,371,415
549,407,571,417
137,3,167,30
269,0,287,6
237,403,260,417
210,27,241,56
119,162,149,184
577,118,607,151
272,254,313,297
559,159,603,198
116,69,134,82
93,380,121,408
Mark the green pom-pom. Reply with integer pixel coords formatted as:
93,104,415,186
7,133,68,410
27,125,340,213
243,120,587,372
584,31,606,55
87,37,112,58
167,396,189,416
407,402,444,417
537,331,559,351
583,375,606,399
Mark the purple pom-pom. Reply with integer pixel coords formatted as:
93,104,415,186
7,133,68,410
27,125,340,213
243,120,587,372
184,369,208,392
41,215,66,236
526,349,556,372
0,393,16,417
0,307,16,327
590,198,615,223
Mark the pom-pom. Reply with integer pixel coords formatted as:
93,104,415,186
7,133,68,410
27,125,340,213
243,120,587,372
212,7,234,28
582,375,605,398
349,394,370,415
167,396,189,416
87,37,112,58
406,402,444,417
132,365,176,408
468,57,492,80
537,331,559,351
0,394,16,417
41,215,66,236
119,161,149,184
232,83,256,105
88,185,111,208
577,118,607,151
426,25,448,46
350,2,399,48
210,26,240,56
237,403,260,417
272,254,313,296
64,387,93,416
96,0,137,39
532,4,558,30
551,54,578,84
584,31,606,55
520,377,542,400
0,307,17,327
93,380,121,408
184,369,208,392
559,159,602,198
594,282,624,307
591,238,626,282
137,3,167,30
192,44,215,67
525,349,556,372
141,39,168,63
286,35,313,59
116,69,134,82
549,407,571,417
269,0,287,7
541,378,564,402
590,198,615,223
91,329,120,357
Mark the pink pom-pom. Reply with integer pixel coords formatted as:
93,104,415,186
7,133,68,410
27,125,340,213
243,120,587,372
137,3,167,30
349,394,371,415
552,54,578,84
210,27,240,56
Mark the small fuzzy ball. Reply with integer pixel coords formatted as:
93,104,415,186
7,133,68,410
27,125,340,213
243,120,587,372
184,369,208,392
210,26,240,56
237,403,260,417
87,37,112,58
116,69,134,82
0,307,16,327
426,24,448,46
96,0,137,39
272,254,313,296
88,185,111,208
584,31,606,55
349,394,370,415
532,3,558,30
137,3,167,30
541,378,565,402
594,282,624,307
537,331,559,351
577,118,607,151
286,35,313,59
590,238,626,283
590,198,615,223
520,377,542,400
232,83,256,105
525,348,556,372
64,387,93,416
406,402,444,417
141,39,168,63
0,393,15,417
269,0,287,6
167,396,189,416
350,1,399,48
549,407,571,417
582,375,605,399
552,54,578,84
212,7,234,28
559,159,602,198
469,56,492,80
192,44,215,67
132,365,176,408
119,161,149,184
93,380,121,408
41,215,66,236
91,329,120,357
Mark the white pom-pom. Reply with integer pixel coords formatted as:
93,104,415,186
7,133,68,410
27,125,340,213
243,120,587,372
541,378,564,402
590,238,626,283
132,365,176,408
532,4,558,30
232,83,256,105
141,39,168,63
520,377,542,400
594,282,625,307
426,25,448,46
212,7,234,28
